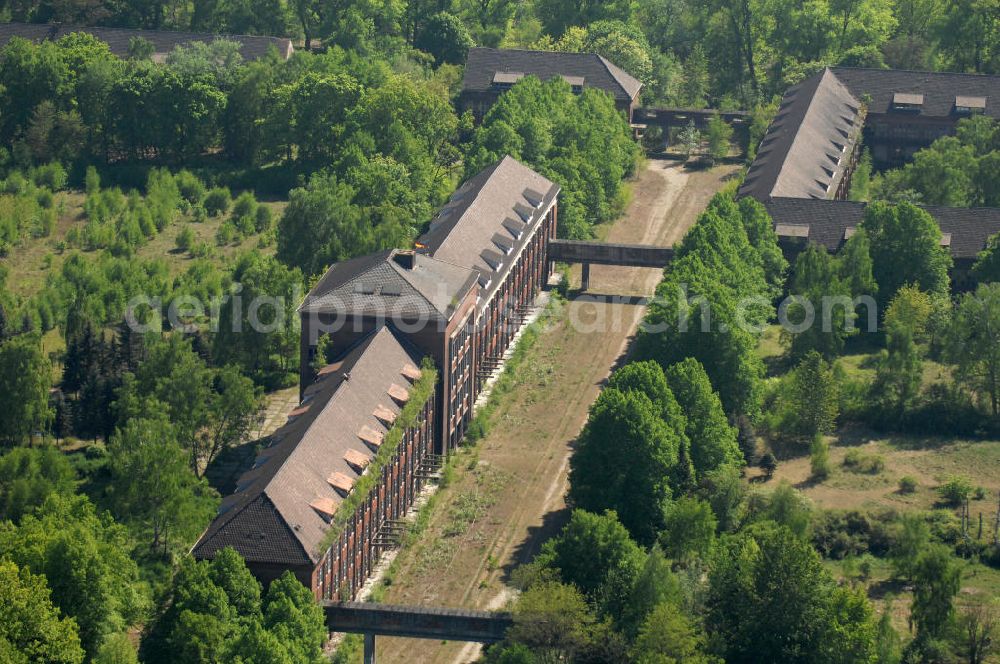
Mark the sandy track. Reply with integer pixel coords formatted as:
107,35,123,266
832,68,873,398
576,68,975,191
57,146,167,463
371,159,737,664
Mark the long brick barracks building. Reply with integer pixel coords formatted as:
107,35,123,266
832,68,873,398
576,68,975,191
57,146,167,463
193,156,559,599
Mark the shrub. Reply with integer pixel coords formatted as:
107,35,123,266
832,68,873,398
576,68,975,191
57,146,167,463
254,205,272,232
31,162,67,190
810,437,831,481
203,187,231,217
759,452,777,479
175,226,195,252
175,170,206,204
215,220,236,246
843,449,885,474
85,165,100,195
232,191,257,219
898,476,918,494
35,189,53,209
937,475,974,507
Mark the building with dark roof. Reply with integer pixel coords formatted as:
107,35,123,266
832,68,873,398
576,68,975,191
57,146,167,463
194,326,436,599
204,156,558,599
0,22,294,61
300,155,559,452
742,66,1000,281
460,47,643,122
764,198,1000,286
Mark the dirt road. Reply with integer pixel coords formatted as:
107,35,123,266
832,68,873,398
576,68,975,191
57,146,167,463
372,159,738,663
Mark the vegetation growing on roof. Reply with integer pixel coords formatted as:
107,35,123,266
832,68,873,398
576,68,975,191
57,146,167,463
316,357,438,558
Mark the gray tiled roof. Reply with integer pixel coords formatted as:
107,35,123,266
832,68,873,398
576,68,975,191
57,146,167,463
740,69,863,201
462,47,643,102
831,67,1000,118
192,326,424,565
416,156,559,304
0,22,293,61
299,249,479,321
765,197,1000,259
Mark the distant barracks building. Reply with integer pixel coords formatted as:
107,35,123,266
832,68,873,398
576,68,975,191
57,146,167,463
194,156,559,599
741,67,1000,285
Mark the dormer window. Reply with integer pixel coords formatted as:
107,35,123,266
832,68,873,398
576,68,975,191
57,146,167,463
492,71,524,90
955,96,986,115
892,92,924,112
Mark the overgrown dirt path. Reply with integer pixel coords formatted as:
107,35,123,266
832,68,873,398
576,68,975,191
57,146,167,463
372,159,739,664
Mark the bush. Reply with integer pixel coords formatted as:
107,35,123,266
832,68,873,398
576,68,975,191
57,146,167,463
254,205,272,232
898,476,918,494
175,170,206,204
85,166,100,195
810,437,831,480
31,162,67,190
937,475,974,507
759,452,777,479
232,191,257,220
36,189,53,209
843,449,885,474
215,220,237,246
175,226,195,252
203,187,231,217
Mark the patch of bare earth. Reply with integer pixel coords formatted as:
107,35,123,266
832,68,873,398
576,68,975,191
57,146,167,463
368,159,739,664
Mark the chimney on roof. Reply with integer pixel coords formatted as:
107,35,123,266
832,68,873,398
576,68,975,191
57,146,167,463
393,250,416,270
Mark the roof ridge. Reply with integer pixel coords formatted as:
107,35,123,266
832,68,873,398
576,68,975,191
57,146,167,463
832,65,1000,80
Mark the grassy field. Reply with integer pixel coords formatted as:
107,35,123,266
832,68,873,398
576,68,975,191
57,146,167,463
757,324,1000,642
3,188,284,300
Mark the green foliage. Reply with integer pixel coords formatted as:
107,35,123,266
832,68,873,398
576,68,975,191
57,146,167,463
175,225,195,252
890,513,931,581
937,475,975,507
203,187,231,217
707,522,877,664
465,76,639,240
871,317,924,423
538,509,645,599
212,251,303,386
947,283,1000,417
631,602,717,664
0,559,84,664
678,120,701,159
910,544,962,639
758,481,813,539
973,230,1000,285
569,386,679,544
898,476,918,494
705,114,733,163
145,550,325,664
175,170,206,205
861,201,952,307
0,333,52,443
664,358,742,476
106,415,218,554
659,497,717,564
774,352,840,440
810,436,832,480
0,446,76,523
0,494,150,658
277,171,407,276
849,150,873,201
639,191,780,419
503,580,600,663
842,449,886,474
416,12,475,65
